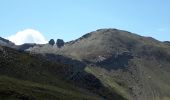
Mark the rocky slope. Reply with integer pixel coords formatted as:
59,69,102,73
0,44,126,100
28,28,170,100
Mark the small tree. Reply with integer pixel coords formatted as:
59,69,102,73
56,39,64,48
49,39,55,45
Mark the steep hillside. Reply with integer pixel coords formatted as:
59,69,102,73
28,28,170,100
0,76,100,100
0,45,127,100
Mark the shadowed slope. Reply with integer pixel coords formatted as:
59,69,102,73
25,28,170,100
0,45,127,100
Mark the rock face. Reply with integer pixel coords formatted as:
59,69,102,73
56,39,64,48
96,52,133,70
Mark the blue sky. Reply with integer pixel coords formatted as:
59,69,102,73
0,0,170,44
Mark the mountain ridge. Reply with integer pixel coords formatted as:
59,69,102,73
0,44,126,100
26,28,170,100
0,28,170,100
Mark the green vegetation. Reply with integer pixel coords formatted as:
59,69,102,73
85,66,130,100
0,46,103,100
0,76,100,100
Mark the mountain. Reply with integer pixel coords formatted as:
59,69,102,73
0,44,126,100
0,37,15,48
16,43,37,51
0,37,42,51
27,28,170,100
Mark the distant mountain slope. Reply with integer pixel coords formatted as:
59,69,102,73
0,37,15,48
28,29,168,61
27,28,170,100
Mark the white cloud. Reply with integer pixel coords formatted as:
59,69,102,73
7,29,48,45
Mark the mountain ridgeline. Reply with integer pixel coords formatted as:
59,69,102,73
0,28,170,100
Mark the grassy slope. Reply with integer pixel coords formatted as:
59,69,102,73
85,66,130,100
0,76,100,100
0,46,102,100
